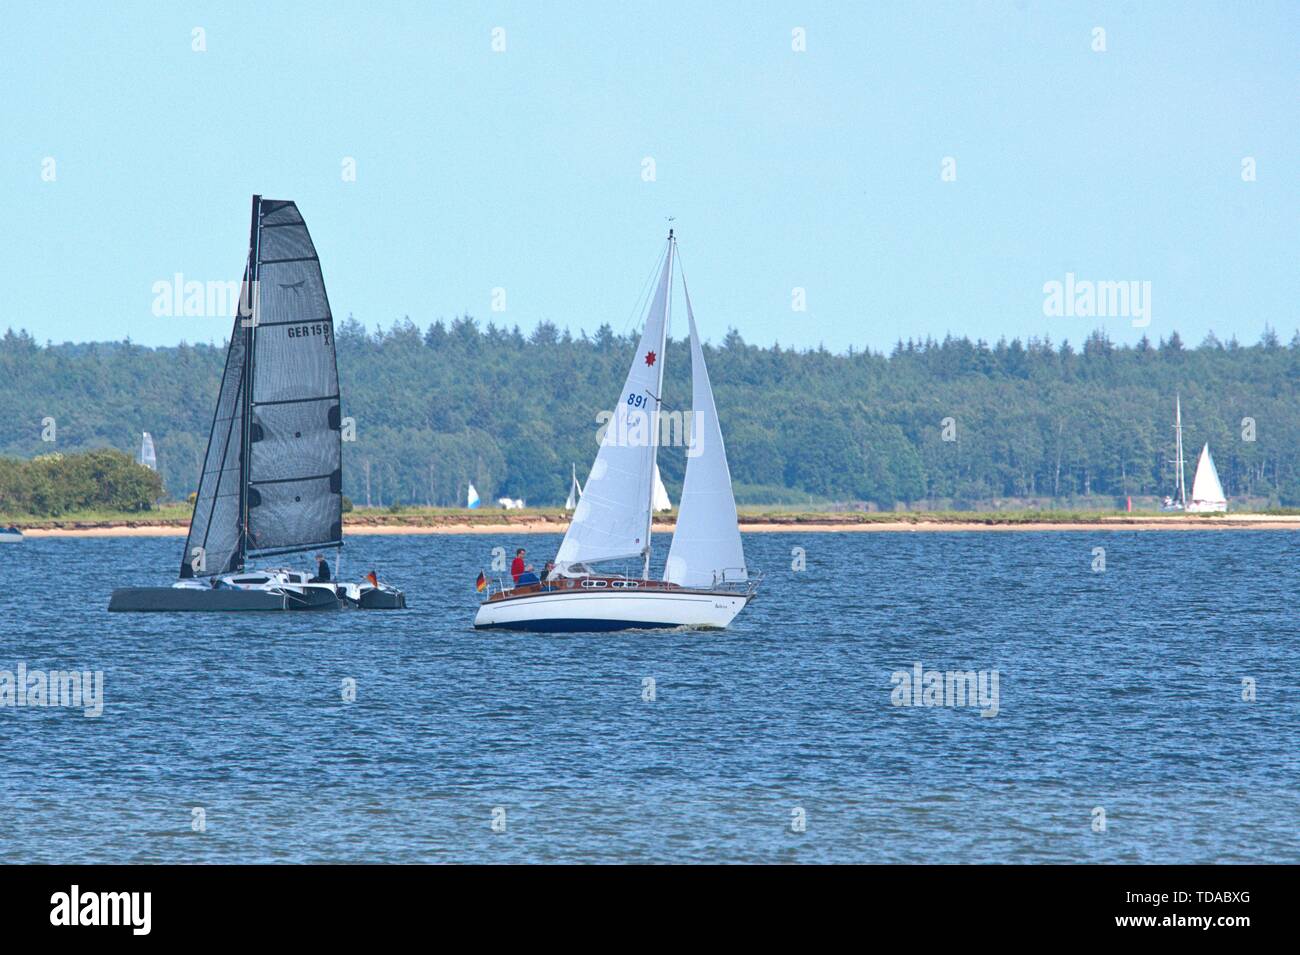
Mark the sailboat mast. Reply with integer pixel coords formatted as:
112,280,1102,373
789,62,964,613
1175,394,1186,507
237,194,262,571
642,230,674,580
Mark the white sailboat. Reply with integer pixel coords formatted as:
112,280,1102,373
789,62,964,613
139,431,157,471
564,463,583,511
652,462,672,512
475,230,756,631
466,482,481,509
1186,443,1228,512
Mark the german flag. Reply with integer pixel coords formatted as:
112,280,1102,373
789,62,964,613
475,572,487,593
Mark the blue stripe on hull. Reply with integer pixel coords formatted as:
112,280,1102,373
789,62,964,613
476,618,686,633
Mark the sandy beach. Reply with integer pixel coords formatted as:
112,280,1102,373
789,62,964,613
16,513,1300,537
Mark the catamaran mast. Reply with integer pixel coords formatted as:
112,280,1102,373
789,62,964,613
642,230,673,579
237,194,262,572
1175,394,1186,508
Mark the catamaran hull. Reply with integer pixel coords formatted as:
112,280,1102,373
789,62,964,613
108,586,340,612
474,589,749,632
339,587,407,610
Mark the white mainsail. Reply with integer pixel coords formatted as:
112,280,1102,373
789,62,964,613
1187,443,1227,512
140,431,157,471
652,463,672,512
467,482,480,509
564,463,583,511
554,239,673,571
663,279,747,588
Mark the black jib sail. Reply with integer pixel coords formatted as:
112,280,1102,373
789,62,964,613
180,196,342,577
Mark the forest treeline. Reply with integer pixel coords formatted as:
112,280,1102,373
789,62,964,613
1,320,1299,510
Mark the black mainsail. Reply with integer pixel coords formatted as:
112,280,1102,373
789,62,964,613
180,196,342,577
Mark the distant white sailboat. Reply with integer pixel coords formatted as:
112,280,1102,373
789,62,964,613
564,463,583,511
475,230,756,631
652,463,672,512
466,482,481,509
139,431,157,471
1186,443,1228,513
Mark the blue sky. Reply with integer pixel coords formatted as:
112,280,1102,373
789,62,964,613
1,1,1295,352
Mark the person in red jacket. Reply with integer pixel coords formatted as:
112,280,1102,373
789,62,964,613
511,548,539,586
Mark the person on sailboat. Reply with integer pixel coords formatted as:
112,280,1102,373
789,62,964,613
310,554,332,583
511,548,539,587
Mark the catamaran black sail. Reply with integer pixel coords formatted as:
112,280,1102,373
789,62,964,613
109,196,404,612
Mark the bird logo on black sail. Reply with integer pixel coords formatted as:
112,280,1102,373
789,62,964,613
278,279,306,293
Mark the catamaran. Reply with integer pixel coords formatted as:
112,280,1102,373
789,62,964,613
109,196,404,612
474,230,756,631
1187,443,1228,512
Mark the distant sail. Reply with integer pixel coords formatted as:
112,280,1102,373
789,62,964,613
555,240,672,570
564,463,583,511
652,463,672,512
140,432,157,471
663,280,746,588
1187,443,1227,512
467,482,481,509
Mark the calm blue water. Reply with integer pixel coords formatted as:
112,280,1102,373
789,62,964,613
0,530,1295,863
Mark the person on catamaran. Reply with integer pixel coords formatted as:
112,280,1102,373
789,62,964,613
511,548,539,587
310,554,332,583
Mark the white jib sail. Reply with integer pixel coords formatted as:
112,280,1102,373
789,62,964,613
467,482,480,509
555,240,673,570
140,432,157,471
1189,443,1226,506
652,463,672,511
663,279,746,588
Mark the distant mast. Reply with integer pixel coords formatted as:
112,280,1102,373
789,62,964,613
1174,394,1186,508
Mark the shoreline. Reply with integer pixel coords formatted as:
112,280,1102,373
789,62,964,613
15,513,1300,537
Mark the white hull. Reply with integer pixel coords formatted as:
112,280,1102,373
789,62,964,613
1186,501,1227,513
475,588,749,632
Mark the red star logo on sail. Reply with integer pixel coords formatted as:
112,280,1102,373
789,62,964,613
645,351,656,366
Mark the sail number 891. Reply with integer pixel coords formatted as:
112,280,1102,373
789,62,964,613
626,393,649,409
